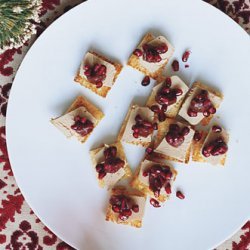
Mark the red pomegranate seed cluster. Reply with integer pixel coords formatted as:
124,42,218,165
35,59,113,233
165,123,190,148
71,116,94,137
132,114,157,138
110,195,139,221
151,77,183,122
143,164,173,199
187,90,216,117
83,63,107,88
133,42,168,63
202,132,228,157
95,146,125,179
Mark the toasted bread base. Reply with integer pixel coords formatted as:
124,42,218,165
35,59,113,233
74,51,123,98
152,118,192,163
127,33,169,80
90,142,132,188
117,104,153,148
146,83,186,119
105,186,146,228
130,159,177,202
179,82,223,126
51,96,104,143
192,131,226,166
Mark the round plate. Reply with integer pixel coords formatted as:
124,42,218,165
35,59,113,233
6,0,250,249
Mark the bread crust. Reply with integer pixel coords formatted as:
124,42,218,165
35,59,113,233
127,33,172,80
51,96,104,143
90,142,132,188
74,51,123,98
152,118,193,163
130,159,177,202
105,186,146,228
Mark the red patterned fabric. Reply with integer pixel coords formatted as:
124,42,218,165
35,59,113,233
0,1,249,249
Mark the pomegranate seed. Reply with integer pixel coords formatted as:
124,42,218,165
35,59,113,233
153,123,158,130
209,106,216,114
84,69,91,76
133,49,143,57
151,105,160,113
193,131,202,141
135,114,143,122
156,43,168,53
112,205,120,213
133,132,139,138
150,198,161,208
185,65,189,68
187,109,197,117
98,171,106,180
80,117,86,124
122,209,132,217
165,77,172,87
172,60,179,72
96,82,103,88
95,164,104,173
154,190,160,198
143,169,150,177
158,112,166,122
165,183,171,194
119,214,128,221
141,76,150,86
104,146,117,159
203,111,210,117
176,191,185,199
181,127,190,136
182,50,191,62
84,64,90,71
169,124,180,131
143,121,153,127
175,88,183,96
146,147,154,155
165,172,172,180
161,104,168,112
74,116,81,121
132,204,139,213
212,125,222,133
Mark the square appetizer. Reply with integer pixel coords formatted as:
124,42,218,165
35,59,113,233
146,76,189,120
118,104,157,147
127,33,174,79
131,159,177,203
90,142,132,189
106,186,146,228
192,125,229,166
178,82,223,126
153,118,195,163
51,96,104,143
74,51,123,98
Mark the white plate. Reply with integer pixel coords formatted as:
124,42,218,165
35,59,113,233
6,0,250,249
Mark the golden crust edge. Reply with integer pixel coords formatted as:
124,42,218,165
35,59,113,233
90,142,132,188
74,51,123,98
